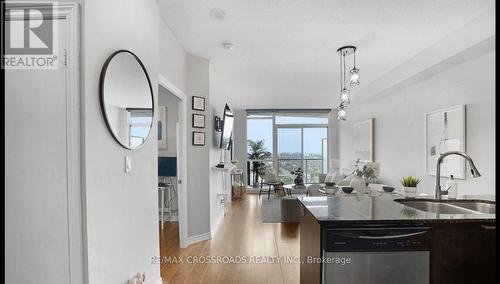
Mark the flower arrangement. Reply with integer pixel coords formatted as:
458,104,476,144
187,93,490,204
352,158,378,183
291,167,303,177
291,167,304,185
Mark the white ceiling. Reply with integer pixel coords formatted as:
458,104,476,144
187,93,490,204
159,0,493,109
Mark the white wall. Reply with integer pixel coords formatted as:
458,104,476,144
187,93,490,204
337,48,495,196
208,66,237,235
159,19,187,93
328,110,340,163
158,18,215,242
158,86,180,157
185,54,212,238
82,1,160,283
5,16,75,283
233,109,248,186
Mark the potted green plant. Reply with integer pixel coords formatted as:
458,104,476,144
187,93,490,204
247,139,271,188
401,176,421,198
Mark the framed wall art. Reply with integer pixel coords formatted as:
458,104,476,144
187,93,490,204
192,113,205,128
192,131,205,146
353,118,374,162
425,105,465,179
192,96,205,111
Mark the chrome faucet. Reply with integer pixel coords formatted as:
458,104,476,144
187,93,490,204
435,151,481,199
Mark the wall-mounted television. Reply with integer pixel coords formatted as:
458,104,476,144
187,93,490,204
219,103,234,149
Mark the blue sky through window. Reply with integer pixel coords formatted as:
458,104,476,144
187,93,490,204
247,116,328,158
247,119,273,156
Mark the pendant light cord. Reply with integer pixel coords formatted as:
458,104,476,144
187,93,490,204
339,52,343,91
342,52,346,89
353,51,356,69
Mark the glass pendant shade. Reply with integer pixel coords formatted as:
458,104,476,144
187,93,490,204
336,105,347,121
340,88,350,105
350,68,360,87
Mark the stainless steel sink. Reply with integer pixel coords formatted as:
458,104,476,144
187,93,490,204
447,201,496,214
395,199,495,214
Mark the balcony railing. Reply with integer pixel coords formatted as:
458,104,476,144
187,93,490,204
246,158,326,186
277,158,325,184
246,159,273,187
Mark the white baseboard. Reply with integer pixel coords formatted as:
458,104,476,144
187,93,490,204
211,213,224,238
186,232,211,246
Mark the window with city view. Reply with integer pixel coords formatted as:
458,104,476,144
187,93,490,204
247,112,329,186
246,114,274,187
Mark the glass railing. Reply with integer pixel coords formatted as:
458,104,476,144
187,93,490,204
246,159,273,187
246,158,326,186
278,159,325,184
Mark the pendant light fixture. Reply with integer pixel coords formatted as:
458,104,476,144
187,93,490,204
336,103,347,121
335,45,360,121
350,49,360,86
339,49,351,105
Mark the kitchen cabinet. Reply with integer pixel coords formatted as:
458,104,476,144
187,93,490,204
299,205,321,284
298,195,496,284
428,221,496,284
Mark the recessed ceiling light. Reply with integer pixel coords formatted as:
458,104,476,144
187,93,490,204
209,9,226,19
222,41,234,51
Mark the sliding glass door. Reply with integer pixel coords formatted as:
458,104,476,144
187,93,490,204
247,114,274,187
277,126,328,184
247,112,329,186
277,128,303,183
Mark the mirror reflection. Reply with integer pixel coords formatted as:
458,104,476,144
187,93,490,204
100,50,154,149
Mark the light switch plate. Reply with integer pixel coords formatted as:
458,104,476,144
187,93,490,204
125,156,132,173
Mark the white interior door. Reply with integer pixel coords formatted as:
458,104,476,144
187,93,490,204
5,18,76,284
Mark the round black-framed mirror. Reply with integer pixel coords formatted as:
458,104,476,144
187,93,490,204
99,50,154,149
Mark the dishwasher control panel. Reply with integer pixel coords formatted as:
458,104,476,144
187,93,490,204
324,227,430,252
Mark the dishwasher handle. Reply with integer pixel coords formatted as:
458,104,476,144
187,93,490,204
331,229,428,239
358,231,428,240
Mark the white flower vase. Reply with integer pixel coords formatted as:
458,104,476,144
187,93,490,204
350,176,367,194
403,186,417,198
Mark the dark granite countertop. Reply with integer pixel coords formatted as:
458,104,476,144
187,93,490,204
298,192,496,224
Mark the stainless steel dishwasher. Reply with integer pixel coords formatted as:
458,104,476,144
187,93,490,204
322,226,430,284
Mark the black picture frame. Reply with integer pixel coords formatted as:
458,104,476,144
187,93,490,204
192,131,205,146
192,96,205,111
192,113,205,128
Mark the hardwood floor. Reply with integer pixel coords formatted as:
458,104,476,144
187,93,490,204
159,194,300,284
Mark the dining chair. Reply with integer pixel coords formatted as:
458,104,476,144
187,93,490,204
259,170,281,200
307,184,322,196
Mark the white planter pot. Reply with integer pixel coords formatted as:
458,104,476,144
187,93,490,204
403,186,417,198
350,176,367,194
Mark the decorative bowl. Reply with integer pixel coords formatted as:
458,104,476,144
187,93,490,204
341,186,354,194
382,186,395,193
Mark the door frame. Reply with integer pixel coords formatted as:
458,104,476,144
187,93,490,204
158,74,189,248
5,2,84,283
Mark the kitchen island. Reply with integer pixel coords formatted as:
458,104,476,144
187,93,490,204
298,192,496,284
